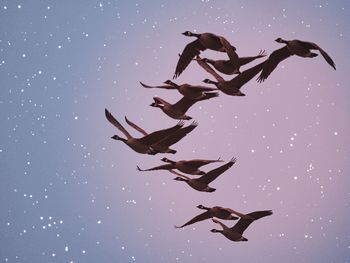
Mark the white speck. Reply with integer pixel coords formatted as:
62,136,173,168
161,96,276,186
52,253,55,257
82,250,86,254
276,186,281,191
99,3,103,7
289,143,293,147
97,220,102,224
131,256,136,261
4,6,7,10
293,176,298,180
53,77,56,80
22,53,26,58
251,149,255,153
74,116,78,120
65,246,69,252
334,131,338,136
18,5,21,9
58,45,62,49
47,6,51,10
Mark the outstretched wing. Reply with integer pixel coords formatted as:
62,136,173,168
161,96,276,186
219,36,240,70
140,81,177,90
105,109,132,139
239,50,267,66
230,210,273,234
228,61,265,89
257,46,292,82
172,93,219,114
197,157,236,184
174,39,205,78
138,121,184,146
184,158,223,168
299,41,336,70
175,211,211,228
137,163,174,172
125,117,148,136
155,121,198,147
196,57,225,82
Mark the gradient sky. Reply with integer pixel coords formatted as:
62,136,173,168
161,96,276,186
1,1,350,262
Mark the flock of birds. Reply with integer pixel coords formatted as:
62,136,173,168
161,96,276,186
105,31,336,242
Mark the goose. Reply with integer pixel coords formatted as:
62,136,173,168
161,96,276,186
210,210,273,242
197,56,265,96
175,205,252,229
194,50,267,75
105,108,183,154
174,31,239,78
257,38,336,82
150,92,219,120
123,116,198,155
140,80,218,100
137,157,223,175
171,158,237,192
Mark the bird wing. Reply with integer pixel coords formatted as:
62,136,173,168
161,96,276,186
257,46,292,82
219,36,240,70
174,39,205,78
187,85,219,92
140,81,177,90
299,41,336,70
196,57,225,82
105,109,132,139
138,121,184,146
184,158,223,168
154,121,198,147
239,50,267,66
197,157,236,184
172,92,219,113
228,61,266,89
175,211,212,228
230,210,273,234
124,116,148,136
168,169,190,180
137,163,174,172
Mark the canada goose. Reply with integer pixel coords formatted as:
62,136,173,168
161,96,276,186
171,158,237,192
197,57,265,96
105,108,184,154
210,210,273,242
194,50,267,75
137,157,223,175
150,92,219,120
140,80,218,100
174,31,239,78
123,116,198,155
175,205,253,229
257,38,336,82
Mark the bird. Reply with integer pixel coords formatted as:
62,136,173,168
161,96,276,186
171,157,237,192
257,38,336,82
174,31,239,78
140,80,218,100
123,115,198,155
197,56,265,96
210,210,273,242
194,50,267,75
150,92,219,120
175,205,252,229
137,157,223,175
105,108,191,154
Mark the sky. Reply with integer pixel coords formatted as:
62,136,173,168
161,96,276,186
1,0,350,262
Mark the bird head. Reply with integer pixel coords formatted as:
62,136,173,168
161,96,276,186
210,229,221,233
163,79,175,85
275,37,284,43
196,204,206,209
182,31,193,36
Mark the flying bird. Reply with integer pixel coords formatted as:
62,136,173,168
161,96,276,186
194,50,267,75
175,205,252,229
150,92,219,120
140,80,218,100
105,109,193,154
197,57,265,96
171,158,237,192
257,38,336,82
210,210,273,242
137,157,223,175
174,31,239,78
